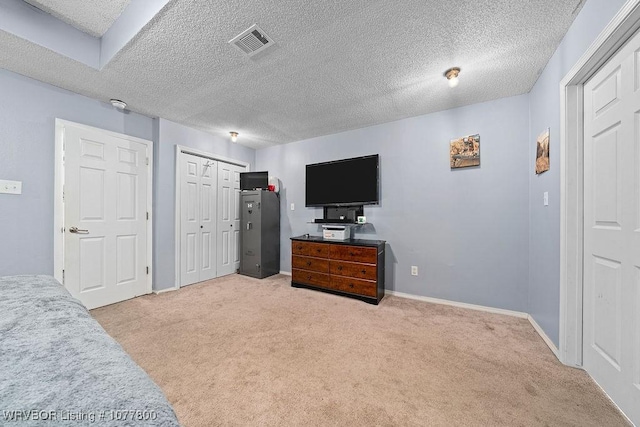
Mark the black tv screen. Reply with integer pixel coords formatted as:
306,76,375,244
240,171,268,190
305,155,379,207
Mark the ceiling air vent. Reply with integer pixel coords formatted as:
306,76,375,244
229,24,274,57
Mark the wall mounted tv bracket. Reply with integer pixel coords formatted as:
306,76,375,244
321,205,364,223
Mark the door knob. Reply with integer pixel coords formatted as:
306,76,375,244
69,226,89,234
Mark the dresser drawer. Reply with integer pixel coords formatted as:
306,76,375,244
292,242,330,258
292,256,330,273
329,245,378,263
292,269,330,287
330,260,376,281
330,275,377,297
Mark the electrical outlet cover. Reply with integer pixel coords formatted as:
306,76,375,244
0,180,22,195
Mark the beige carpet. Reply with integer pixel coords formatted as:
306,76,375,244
91,274,628,426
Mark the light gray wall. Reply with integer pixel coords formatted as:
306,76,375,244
153,118,255,291
257,94,530,312
0,69,153,276
527,0,627,346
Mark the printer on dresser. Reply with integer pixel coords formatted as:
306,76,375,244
290,235,385,304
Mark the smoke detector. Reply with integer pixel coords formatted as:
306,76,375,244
110,99,127,110
229,24,274,57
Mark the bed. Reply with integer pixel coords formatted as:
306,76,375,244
0,275,180,426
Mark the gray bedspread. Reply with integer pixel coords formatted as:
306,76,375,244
0,275,180,426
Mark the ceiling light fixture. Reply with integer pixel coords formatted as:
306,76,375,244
444,67,461,88
110,99,127,110
230,131,239,143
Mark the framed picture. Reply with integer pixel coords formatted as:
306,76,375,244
450,134,480,169
535,128,550,174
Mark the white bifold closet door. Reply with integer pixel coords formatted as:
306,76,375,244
216,162,244,277
180,153,217,286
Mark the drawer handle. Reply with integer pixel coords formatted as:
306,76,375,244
297,245,303,250
349,283,354,288
349,252,356,256
316,248,322,253
361,269,366,274
307,275,312,280
306,261,312,266
337,266,343,271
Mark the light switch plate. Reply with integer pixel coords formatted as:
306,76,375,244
543,192,549,206
0,180,22,195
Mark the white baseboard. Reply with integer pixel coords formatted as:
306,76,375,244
587,373,635,426
527,314,559,358
279,271,292,276
153,286,179,295
385,290,528,319
386,290,562,362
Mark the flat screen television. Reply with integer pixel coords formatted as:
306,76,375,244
305,154,379,207
240,171,268,190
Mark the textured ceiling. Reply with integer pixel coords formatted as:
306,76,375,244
23,0,131,37
2,0,583,149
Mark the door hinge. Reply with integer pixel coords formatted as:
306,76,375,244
146,266,149,275
146,157,149,166
146,211,149,220
62,269,65,283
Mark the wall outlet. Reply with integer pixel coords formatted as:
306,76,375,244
411,266,418,276
0,180,22,195
290,203,295,211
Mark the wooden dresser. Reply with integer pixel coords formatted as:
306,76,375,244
290,236,385,304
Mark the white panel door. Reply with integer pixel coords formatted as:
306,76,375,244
180,153,216,286
583,28,640,425
216,162,244,276
64,125,149,309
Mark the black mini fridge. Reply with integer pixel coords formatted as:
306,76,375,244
239,190,280,278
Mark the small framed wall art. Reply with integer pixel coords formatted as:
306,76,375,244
535,128,550,175
450,134,480,169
